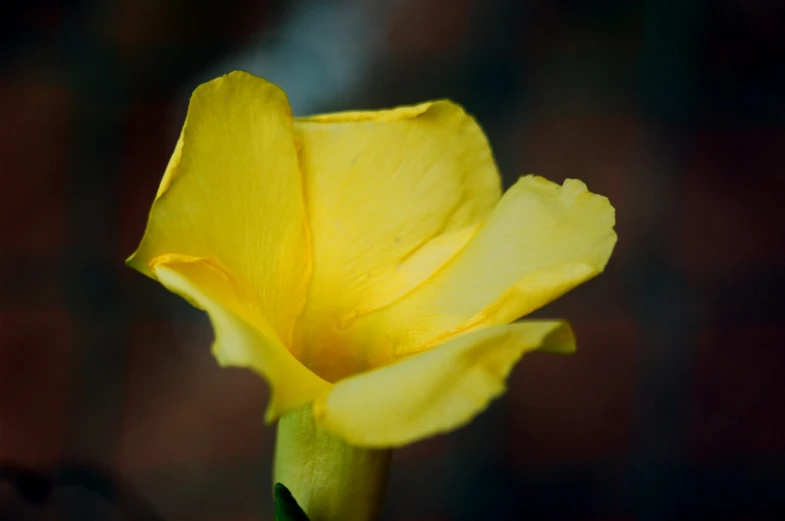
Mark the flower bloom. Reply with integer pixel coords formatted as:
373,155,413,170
128,71,616,449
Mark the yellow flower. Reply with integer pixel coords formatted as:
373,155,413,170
127,71,616,519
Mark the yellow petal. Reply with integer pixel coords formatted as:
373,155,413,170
313,321,574,447
127,71,310,347
347,176,617,356
292,101,501,380
151,256,331,421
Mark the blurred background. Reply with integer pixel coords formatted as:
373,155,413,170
2,0,784,519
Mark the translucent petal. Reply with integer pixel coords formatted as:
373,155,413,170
127,71,310,346
152,256,330,421
292,101,501,380
347,176,617,356
313,321,574,447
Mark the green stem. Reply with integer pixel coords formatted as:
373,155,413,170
273,408,392,521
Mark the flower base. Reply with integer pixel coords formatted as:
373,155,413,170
273,408,392,521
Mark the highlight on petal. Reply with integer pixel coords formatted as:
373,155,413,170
127,71,311,347
151,256,331,421
346,175,617,356
312,321,575,447
292,101,502,381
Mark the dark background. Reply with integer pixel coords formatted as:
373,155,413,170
2,0,785,519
